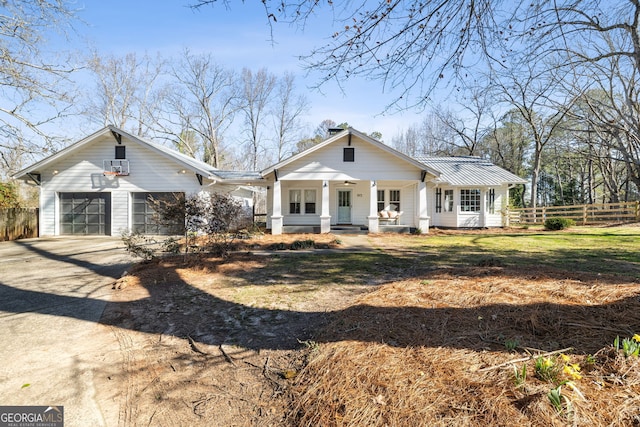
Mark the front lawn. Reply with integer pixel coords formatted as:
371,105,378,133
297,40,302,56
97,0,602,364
105,225,640,426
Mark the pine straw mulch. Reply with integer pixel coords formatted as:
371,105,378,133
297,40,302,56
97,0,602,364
288,266,640,426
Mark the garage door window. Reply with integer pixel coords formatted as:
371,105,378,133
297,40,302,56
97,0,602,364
60,193,111,235
132,192,184,234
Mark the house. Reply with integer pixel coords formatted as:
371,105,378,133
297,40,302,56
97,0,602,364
261,128,527,234
13,126,261,236
13,125,526,237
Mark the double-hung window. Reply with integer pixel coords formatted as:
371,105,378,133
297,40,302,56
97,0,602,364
289,190,301,214
460,189,481,212
290,189,317,214
304,190,316,214
389,190,401,212
377,190,385,212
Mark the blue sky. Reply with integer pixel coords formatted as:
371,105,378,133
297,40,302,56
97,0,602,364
66,0,423,142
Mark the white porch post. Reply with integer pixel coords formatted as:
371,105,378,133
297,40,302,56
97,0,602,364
367,180,380,233
481,188,487,227
418,181,430,232
320,180,331,233
271,180,283,235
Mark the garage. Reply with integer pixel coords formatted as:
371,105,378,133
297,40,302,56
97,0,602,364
132,192,184,235
60,192,111,235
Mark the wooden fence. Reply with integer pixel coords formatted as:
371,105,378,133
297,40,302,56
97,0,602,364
1,208,38,241
504,201,640,226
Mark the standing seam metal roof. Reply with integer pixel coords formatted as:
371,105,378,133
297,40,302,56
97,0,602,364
414,156,527,186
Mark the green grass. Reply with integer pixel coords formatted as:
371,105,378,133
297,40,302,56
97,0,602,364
202,226,640,295
398,226,640,277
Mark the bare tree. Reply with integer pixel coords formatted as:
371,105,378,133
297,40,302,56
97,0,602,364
392,113,460,157
493,63,576,208
238,68,276,170
85,52,165,135
482,109,531,178
0,0,78,177
272,73,309,161
432,85,492,156
158,49,238,168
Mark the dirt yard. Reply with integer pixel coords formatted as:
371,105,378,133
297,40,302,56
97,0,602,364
99,234,359,426
98,229,640,426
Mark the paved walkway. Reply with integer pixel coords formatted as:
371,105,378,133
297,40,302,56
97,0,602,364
0,237,131,427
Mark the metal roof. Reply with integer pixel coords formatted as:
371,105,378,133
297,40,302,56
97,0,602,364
414,156,527,186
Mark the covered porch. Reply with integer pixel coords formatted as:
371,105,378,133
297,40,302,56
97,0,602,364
266,178,430,235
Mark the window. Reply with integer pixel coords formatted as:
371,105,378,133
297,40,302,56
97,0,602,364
460,189,481,212
304,190,316,214
389,190,400,212
115,146,126,159
377,190,385,212
488,188,496,214
132,192,184,235
289,190,301,214
435,188,442,213
444,190,454,212
289,189,317,214
343,147,355,162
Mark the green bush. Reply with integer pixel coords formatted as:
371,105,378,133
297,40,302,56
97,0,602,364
544,217,575,230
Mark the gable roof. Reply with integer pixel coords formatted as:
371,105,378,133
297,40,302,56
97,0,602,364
261,127,441,178
415,156,527,186
13,125,263,184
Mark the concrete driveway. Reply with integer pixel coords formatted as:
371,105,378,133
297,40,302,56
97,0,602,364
0,237,132,427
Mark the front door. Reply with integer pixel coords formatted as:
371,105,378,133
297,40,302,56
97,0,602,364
337,189,352,224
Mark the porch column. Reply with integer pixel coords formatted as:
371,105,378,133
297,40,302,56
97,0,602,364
320,180,331,233
481,189,487,227
271,180,283,235
367,180,380,233
418,181,430,232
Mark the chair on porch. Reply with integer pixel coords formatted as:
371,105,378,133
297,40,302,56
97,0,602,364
378,206,403,225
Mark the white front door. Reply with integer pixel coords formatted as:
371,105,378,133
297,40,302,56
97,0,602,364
337,189,352,224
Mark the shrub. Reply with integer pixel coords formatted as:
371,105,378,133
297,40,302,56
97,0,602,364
544,217,575,230
0,181,21,208
121,230,157,261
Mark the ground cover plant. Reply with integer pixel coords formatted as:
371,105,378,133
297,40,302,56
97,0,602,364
102,226,640,426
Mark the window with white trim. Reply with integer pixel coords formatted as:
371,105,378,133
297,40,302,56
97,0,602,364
377,190,385,212
444,189,454,212
460,189,481,212
289,190,301,214
305,190,316,214
435,188,442,213
289,189,317,214
389,190,400,212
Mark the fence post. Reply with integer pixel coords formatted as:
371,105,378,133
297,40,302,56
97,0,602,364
583,205,588,225
636,201,640,222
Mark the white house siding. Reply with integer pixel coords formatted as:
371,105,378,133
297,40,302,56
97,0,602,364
279,136,423,182
271,135,423,229
484,186,508,227
330,181,370,226
38,134,209,236
376,181,416,227
39,183,56,235
428,184,459,228
427,185,510,228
